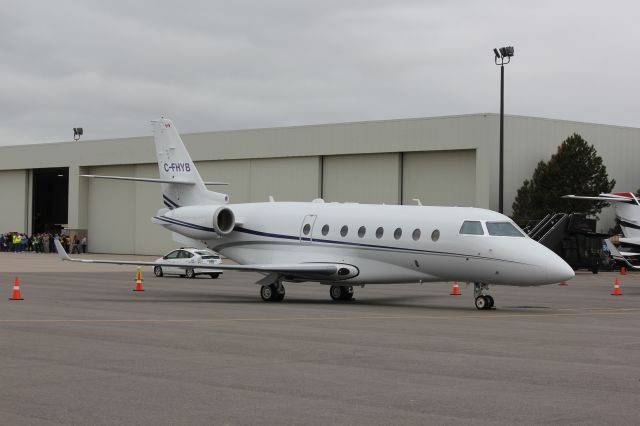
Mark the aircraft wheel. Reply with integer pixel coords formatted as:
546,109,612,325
485,295,494,309
153,266,163,277
261,284,284,302
330,285,353,301
185,268,196,279
329,285,343,300
209,273,220,279
475,295,487,310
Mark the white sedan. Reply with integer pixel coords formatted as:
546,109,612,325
153,248,223,279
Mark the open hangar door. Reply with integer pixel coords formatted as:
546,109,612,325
32,168,69,233
402,150,476,206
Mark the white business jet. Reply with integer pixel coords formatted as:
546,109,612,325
55,118,574,310
564,193,640,268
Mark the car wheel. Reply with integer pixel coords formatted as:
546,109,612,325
209,273,220,279
153,266,163,277
185,268,196,279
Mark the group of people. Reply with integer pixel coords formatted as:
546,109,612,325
0,232,87,254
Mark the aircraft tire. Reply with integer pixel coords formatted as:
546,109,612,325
330,285,353,301
154,266,163,277
475,296,487,310
485,295,494,309
261,284,284,302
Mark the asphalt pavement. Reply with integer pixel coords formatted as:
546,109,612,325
1,253,639,425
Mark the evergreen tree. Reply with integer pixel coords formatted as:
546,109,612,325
511,133,615,225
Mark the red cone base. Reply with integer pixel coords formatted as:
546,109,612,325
10,276,23,300
450,281,461,296
133,279,144,292
611,277,622,296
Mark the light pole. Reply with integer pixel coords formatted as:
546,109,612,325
493,46,514,214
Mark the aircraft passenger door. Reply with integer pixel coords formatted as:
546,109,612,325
299,214,317,244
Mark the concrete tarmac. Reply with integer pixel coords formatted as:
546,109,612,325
1,252,640,425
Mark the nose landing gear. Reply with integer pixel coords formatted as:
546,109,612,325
474,282,494,310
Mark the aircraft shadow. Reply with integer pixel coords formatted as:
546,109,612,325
77,292,548,312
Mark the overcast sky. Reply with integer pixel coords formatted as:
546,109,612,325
1,0,638,145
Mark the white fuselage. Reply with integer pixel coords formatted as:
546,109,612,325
159,201,574,287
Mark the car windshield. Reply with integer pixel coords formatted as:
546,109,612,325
486,221,525,237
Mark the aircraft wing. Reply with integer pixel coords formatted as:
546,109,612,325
604,239,640,270
562,194,636,203
53,240,357,280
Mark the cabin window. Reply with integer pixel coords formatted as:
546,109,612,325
431,229,440,241
358,226,366,238
412,228,421,241
486,221,525,237
302,223,311,235
394,228,402,240
321,224,329,236
340,225,348,237
375,227,384,239
459,220,484,235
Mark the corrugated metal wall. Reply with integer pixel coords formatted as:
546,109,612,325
402,150,476,207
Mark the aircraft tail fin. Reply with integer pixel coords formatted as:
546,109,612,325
151,118,228,208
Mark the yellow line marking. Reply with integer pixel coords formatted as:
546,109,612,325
1,308,639,324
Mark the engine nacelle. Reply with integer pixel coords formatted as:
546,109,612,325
158,205,236,239
212,206,235,235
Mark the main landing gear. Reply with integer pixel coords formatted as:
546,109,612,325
329,285,354,301
474,282,494,310
260,281,285,302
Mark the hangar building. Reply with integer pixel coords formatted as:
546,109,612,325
0,113,638,254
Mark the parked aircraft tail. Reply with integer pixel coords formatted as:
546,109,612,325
151,118,228,207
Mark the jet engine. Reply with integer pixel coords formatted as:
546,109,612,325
158,205,236,239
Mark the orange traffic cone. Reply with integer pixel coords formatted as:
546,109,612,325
559,280,568,286
10,276,24,300
611,276,622,296
133,266,144,292
450,281,461,296
620,266,626,276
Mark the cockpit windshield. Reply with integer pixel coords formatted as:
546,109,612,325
486,221,524,237
459,220,484,235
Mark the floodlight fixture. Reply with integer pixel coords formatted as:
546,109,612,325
73,127,83,141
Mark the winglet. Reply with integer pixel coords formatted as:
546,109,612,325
54,239,72,261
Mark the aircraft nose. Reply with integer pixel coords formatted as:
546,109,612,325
547,256,575,283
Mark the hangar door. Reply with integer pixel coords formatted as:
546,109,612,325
402,150,476,206
322,153,400,204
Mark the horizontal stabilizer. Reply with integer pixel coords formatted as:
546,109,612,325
80,175,228,185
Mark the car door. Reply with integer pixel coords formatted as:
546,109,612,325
178,250,196,273
163,250,181,274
